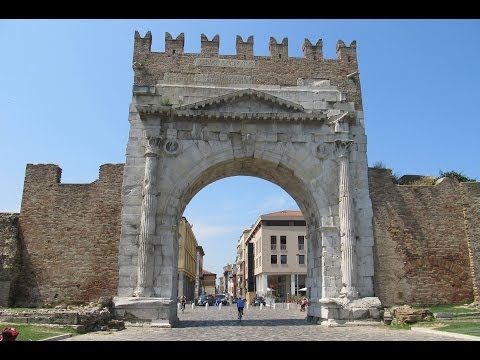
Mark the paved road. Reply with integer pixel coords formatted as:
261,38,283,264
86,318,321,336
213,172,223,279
63,304,474,341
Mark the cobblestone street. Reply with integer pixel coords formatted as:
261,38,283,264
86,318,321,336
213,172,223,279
63,304,473,341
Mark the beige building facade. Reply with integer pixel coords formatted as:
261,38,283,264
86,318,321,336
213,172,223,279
178,217,199,301
245,210,307,301
202,270,216,296
235,229,250,299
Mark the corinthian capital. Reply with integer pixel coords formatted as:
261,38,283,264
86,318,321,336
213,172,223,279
335,140,353,158
144,137,162,157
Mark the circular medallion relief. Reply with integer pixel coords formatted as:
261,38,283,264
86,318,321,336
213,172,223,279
164,140,180,155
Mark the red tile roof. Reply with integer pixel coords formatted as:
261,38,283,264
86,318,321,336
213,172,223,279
262,210,303,217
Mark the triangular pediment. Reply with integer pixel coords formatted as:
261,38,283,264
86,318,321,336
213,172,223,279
175,88,305,114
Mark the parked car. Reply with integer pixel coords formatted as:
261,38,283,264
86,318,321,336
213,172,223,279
251,296,266,306
215,294,228,305
197,294,215,306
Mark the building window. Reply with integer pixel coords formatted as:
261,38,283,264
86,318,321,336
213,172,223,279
271,255,277,264
281,255,287,264
271,236,277,250
298,255,305,265
298,236,305,251
280,236,287,250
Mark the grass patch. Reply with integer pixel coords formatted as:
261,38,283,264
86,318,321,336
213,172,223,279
387,322,412,330
435,321,480,337
412,304,476,314
0,323,77,341
427,305,476,314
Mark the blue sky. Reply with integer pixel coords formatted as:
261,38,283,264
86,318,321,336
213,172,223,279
1,20,479,278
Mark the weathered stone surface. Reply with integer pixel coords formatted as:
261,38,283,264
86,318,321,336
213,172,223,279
118,32,375,325
391,305,433,324
14,164,123,306
369,168,480,306
0,300,119,333
0,213,20,306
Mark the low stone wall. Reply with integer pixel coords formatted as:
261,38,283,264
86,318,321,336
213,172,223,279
0,298,124,333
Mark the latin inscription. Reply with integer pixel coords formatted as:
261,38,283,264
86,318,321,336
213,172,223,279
193,74,252,84
194,58,255,68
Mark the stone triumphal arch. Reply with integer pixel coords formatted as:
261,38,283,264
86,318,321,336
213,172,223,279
113,31,381,326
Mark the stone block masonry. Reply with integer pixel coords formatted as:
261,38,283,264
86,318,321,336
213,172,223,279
14,164,124,306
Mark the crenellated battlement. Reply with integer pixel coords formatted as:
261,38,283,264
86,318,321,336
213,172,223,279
269,37,288,59
336,40,357,63
303,39,323,60
132,31,361,109
133,31,356,62
201,34,219,57
236,35,253,60
165,32,184,55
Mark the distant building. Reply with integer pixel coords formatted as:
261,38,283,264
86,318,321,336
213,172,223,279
218,275,226,294
202,270,217,296
235,229,250,299
244,210,307,301
178,217,200,301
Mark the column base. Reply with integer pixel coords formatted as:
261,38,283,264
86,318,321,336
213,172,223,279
318,296,382,322
113,297,178,327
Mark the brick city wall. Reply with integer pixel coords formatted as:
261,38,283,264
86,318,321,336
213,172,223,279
133,32,362,110
3,166,479,307
461,182,480,302
369,168,480,306
0,213,21,306
14,164,124,306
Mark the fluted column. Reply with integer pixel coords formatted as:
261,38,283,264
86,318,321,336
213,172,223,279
134,137,161,297
335,139,358,300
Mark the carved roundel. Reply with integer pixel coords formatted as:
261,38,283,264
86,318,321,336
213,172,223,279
164,139,180,155
316,143,328,159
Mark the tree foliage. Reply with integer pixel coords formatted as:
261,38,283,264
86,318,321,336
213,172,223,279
372,161,386,169
438,170,476,182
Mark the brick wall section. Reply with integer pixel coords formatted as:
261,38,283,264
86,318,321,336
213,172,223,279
15,164,124,306
133,32,362,110
7,164,479,306
369,168,474,306
461,182,480,302
0,213,20,306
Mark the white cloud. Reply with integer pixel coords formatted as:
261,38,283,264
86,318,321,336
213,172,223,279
246,194,298,216
192,222,237,239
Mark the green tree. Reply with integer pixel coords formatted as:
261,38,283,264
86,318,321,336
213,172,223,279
438,170,476,182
